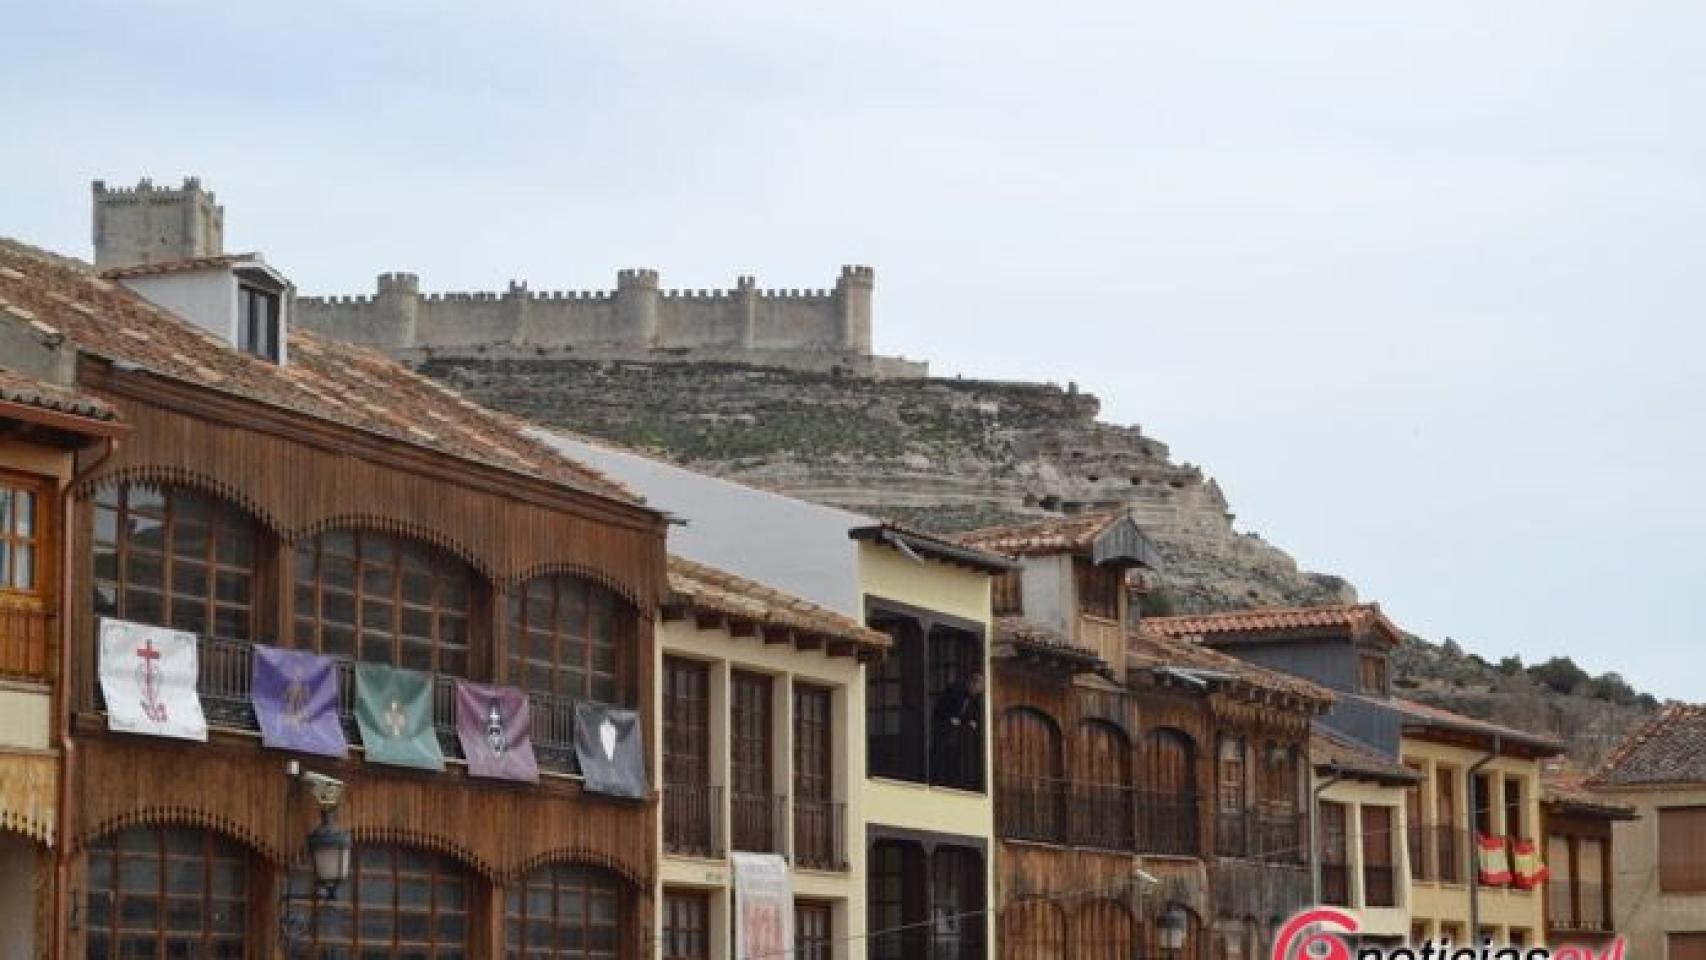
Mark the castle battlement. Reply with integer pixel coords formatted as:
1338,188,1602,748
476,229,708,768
293,266,887,368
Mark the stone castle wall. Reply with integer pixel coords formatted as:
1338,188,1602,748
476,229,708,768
294,265,895,369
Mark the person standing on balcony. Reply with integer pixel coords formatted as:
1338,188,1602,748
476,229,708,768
931,670,984,783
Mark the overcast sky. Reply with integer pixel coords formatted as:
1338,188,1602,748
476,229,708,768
6,2,1702,699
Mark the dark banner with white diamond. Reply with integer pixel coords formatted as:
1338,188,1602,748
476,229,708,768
573,702,646,799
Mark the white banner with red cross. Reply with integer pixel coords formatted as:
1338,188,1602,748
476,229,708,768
98,618,207,742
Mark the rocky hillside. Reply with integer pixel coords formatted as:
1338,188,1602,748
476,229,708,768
416,349,1354,613
412,348,1655,764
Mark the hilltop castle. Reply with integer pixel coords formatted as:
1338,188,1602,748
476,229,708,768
91,178,927,378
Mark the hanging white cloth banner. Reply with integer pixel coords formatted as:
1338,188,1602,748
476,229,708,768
98,617,207,741
732,852,794,960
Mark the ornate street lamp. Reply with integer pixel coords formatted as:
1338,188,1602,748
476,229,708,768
280,765,352,949
1157,905,1188,960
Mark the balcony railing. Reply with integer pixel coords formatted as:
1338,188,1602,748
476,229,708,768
1137,789,1199,856
1321,861,1351,906
1430,825,1466,883
0,605,52,682
1364,863,1397,907
1071,783,1136,851
1548,880,1610,932
1257,809,1305,862
997,774,1066,844
1408,823,1429,880
1217,809,1250,858
793,798,847,871
109,634,595,776
1217,805,1305,861
731,791,787,855
664,783,723,858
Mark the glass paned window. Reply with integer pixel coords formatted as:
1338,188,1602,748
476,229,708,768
84,826,248,960
298,845,470,958
507,576,630,704
294,531,472,675
505,864,624,959
92,484,258,639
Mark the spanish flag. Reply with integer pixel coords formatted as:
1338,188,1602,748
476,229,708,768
1477,833,1512,886
1511,837,1550,889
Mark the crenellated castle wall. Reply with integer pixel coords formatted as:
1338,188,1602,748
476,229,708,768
293,265,892,370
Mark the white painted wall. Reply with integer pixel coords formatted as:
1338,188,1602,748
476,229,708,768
120,270,237,343
534,431,870,617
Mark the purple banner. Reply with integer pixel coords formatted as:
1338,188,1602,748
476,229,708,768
454,680,539,783
252,645,349,759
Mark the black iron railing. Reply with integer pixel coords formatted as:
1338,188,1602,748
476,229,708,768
1137,789,1199,856
126,634,596,776
1364,864,1397,906
731,791,787,855
664,783,723,858
998,774,1067,843
794,798,847,871
1072,783,1136,851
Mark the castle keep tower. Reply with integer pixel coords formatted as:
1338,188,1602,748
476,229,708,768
92,177,225,269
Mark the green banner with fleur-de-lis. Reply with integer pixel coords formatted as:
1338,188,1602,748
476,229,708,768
354,663,445,772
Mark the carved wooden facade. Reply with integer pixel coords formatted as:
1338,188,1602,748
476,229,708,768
60,361,668,959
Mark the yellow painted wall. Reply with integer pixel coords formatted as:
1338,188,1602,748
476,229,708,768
1402,738,1546,945
1601,785,1706,960
857,541,995,960
0,684,51,752
1317,776,1412,938
653,618,868,960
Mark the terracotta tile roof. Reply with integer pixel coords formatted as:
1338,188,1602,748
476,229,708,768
993,616,1111,676
666,555,889,657
1129,628,1333,707
955,509,1128,557
1542,770,1638,818
1311,725,1418,784
98,253,264,280
1588,704,1706,788
1144,604,1403,647
1388,697,1565,755
0,368,120,423
0,237,638,504
850,520,1017,573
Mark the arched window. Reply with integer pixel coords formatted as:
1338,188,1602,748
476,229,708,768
1001,899,1065,960
293,531,473,675
1141,728,1198,855
997,708,1064,842
1075,720,1134,850
294,845,472,958
93,484,260,640
507,575,631,704
504,863,624,958
83,826,249,959
1075,898,1135,960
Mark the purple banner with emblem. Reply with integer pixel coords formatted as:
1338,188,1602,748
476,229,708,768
252,645,349,759
454,680,539,783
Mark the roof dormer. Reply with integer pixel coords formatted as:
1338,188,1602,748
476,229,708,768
103,253,293,365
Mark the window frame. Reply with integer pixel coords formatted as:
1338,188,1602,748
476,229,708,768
507,574,630,705
1659,807,1706,893
293,529,474,676
661,887,710,960
0,471,47,600
237,281,281,362
93,483,260,642
505,862,624,959
299,845,474,958
83,826,249,959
